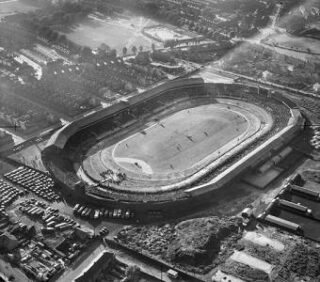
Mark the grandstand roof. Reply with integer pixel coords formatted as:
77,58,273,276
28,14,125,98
45,78,205,150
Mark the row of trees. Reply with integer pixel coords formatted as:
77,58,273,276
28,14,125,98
122,45,146,56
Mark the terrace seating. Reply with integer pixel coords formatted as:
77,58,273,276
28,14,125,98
87,183,187,203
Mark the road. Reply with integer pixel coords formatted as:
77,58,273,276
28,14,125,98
103,241,204,282
205,66,320,100
56,241,106,282
108,247,173,282
0,126,60,157
56,239,177,282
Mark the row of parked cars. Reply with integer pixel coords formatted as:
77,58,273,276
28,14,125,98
73,204,135,220
20,198,79,234
4,167,61,202
311,126,320,150
0,178,25,208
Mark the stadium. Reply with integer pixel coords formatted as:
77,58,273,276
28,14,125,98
42,78,304,218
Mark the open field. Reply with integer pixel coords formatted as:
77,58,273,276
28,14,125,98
143,25,197,42
0,0,39,19
63,14,157,52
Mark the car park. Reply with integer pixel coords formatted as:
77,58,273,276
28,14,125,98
0,178,24,208
4,167,61,202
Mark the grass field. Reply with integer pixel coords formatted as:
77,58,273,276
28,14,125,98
64,13,156,52
0,0,39,19
111,104,248,175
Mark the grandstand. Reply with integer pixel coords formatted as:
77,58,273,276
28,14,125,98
42,78,304,216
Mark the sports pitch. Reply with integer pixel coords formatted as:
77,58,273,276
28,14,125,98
111,104,248,175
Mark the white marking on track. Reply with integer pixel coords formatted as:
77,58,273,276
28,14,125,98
114,157,153,174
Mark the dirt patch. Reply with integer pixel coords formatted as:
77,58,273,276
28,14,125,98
239,242,282,266
277,243,320,281
167,217,241,266
117,216,242,274
221,260,269,282
217,227,320,282
301,169,320,184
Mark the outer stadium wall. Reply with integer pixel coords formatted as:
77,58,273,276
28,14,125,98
42,78,305,218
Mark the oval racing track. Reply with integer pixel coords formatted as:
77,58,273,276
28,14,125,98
81,98,273,193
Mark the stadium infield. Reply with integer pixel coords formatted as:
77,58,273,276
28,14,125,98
112,104,248,175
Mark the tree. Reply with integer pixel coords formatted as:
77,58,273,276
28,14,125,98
99,43,110,52
142,2,160,16
151,43,155,52
122,46,128,56
81,46,92,59
284,15,306,34
109,49,117,58
58,34,67,43
49,31,59,42
39,26,51,38
131,46,137,55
